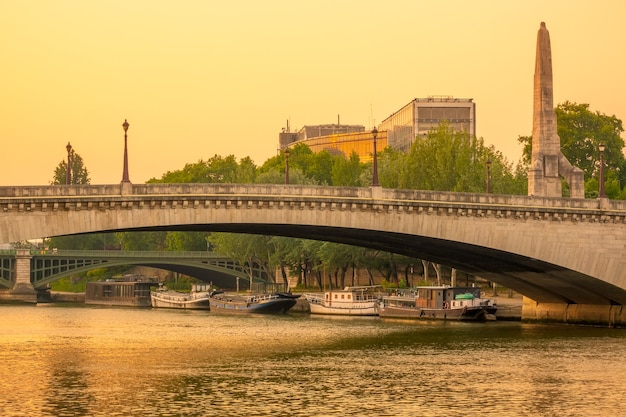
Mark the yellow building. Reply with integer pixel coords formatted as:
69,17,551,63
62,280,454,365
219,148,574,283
279,124,386,163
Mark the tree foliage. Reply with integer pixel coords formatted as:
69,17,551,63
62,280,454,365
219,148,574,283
148,154,257,184
400,122,524,194
51,150,91,185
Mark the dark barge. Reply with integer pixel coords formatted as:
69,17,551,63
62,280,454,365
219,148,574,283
85,277,157,307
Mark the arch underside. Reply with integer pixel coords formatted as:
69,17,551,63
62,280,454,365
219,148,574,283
31,259,251,289
91,223,626,306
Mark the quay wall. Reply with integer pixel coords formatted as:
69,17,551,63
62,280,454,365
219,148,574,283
522,297,626,327
51,291,85,303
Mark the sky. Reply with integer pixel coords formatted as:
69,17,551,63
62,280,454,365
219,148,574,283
1,0,625,186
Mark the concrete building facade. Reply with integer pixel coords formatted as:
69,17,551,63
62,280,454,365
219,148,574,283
378,96,476,152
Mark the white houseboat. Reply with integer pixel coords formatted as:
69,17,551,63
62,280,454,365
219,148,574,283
304,286,382,316
150,283,212,310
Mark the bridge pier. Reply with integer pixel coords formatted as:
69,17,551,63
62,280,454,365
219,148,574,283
522,297,626,327
0,249,37,303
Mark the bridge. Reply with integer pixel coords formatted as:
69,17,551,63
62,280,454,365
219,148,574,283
0,249,268,290
0,182,625,325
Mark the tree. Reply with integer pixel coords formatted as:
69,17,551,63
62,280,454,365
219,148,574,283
148,154,257,184
330,151,366,186
377,147,407,189
208,233,276,288
47,233,120,251
555,102,624,180
400,122,521,194
118,231,168,251
165,232,211,251
51,150,90,185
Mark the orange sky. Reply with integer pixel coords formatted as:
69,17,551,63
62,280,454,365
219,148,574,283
1,0,624,186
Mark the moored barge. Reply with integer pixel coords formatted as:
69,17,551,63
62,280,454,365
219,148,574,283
85,277,157,307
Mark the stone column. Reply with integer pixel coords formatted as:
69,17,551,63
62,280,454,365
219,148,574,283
10,249,37,303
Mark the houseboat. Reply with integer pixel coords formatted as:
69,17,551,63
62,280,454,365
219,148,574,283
150,283,212,310
303,286,382,316
85,277,157,307
208,291,299,314
376,286,497,321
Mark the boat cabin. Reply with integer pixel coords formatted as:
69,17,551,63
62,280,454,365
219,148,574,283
414,286,482,309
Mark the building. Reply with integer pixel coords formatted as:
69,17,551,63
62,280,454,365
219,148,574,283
278,96,475,161
378,96,475,152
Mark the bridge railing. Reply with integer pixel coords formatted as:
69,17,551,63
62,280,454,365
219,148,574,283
0,183,624,211
29,249,225,258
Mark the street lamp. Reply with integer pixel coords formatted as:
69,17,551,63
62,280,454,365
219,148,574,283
121,119,130,183
599,143,606,198
486,159,492,193
371,127,379,186
284,147,290,185
65,142,72,185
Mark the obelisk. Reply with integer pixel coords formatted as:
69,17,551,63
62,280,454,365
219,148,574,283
528,22,584,198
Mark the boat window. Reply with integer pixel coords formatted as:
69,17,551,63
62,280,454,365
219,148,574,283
341,294,345,299
348,295,351,300
334,294,338,299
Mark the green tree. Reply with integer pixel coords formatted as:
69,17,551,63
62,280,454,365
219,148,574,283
149,154,257,184
51,150,90,185
331,151,366,186
118,231,168,251
555,102,625,180
255,167,318,185
208,233,277,288
400,122,520,194
47,233,120,251
377,147,407,189
165,232,210,251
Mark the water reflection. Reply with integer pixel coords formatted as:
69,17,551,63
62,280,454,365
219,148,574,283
0,305,623,416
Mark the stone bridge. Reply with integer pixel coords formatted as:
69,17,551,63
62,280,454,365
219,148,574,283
1,183,625,324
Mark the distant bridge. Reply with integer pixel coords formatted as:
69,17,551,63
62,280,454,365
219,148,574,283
0,249,267,289
1,182,625,324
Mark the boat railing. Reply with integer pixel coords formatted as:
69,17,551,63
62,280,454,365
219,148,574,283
303,293,324,304
247,293,282,302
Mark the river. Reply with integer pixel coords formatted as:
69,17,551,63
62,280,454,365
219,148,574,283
0,303,623,416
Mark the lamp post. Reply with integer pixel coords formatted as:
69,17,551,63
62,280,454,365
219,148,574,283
486,159,492,193
284,147,290,185
121,119,130,183
371,127,379,186
65,142,72,185
599,143,606,198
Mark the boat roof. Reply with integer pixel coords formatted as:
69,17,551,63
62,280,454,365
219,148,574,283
342,285,382,291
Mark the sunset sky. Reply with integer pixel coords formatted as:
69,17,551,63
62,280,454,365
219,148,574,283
1,0,624,186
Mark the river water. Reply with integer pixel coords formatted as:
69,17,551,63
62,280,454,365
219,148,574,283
0,304,624,417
